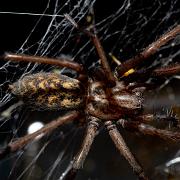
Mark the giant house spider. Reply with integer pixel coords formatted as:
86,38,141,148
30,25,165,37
0,15,180,180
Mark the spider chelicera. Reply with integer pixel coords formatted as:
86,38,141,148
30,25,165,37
0,15,180,180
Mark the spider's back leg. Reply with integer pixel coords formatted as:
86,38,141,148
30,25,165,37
105,121,148,180
64,116,100,180
0,111,81,160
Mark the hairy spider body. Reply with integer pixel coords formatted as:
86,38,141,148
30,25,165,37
87,81,143,120
9,72,84,110
1,18,180,180
10,71,143,119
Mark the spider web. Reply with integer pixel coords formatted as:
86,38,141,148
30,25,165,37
0,0,180,179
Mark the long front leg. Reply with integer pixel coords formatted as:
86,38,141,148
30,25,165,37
64,116,100,180
2,53,85,74
105,121,148,180
116,25,180,77
64,14,116,87
122,64,180,84
0,111,81,160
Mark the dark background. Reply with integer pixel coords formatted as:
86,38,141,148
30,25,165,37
0,0,180,180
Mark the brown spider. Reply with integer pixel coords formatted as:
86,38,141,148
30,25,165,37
0,15,180,180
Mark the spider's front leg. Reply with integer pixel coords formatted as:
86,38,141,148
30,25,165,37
64,14,116,87
63,116,100,180
0,111,81,160
116,25,180,77
122,64,180,84
3,53,84,74
2,53,88,83
105,121,148,180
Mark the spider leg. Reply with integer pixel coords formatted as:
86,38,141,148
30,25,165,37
0,111,80,160
65,14,116,87
135,113,179,128
116,25,180,77
123,64,180,84
117,118,180,141
105,121,148,180
89,33,116,87
64,116,100,180
152,64,180,77
3,53,85,74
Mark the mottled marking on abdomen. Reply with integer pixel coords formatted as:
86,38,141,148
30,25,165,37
10,73,84,110
26,91,83,110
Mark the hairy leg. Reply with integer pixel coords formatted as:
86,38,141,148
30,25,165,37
122,64,180,84
3,53,85,73
135,113,179,127
116,25,180,77
152,64,180,77
65,14,116,87
105,121,148,180
89,33,116,87
117,118,180,141
64,116,100,180
0,111,81,159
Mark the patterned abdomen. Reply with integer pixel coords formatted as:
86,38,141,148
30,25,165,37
10,73,84,110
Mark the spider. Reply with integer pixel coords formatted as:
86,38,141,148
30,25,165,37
0,15,180,180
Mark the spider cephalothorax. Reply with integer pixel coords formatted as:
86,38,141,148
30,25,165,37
87,80,143,120
0,16,180,180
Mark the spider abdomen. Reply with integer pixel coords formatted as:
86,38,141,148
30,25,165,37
10,72,84,110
